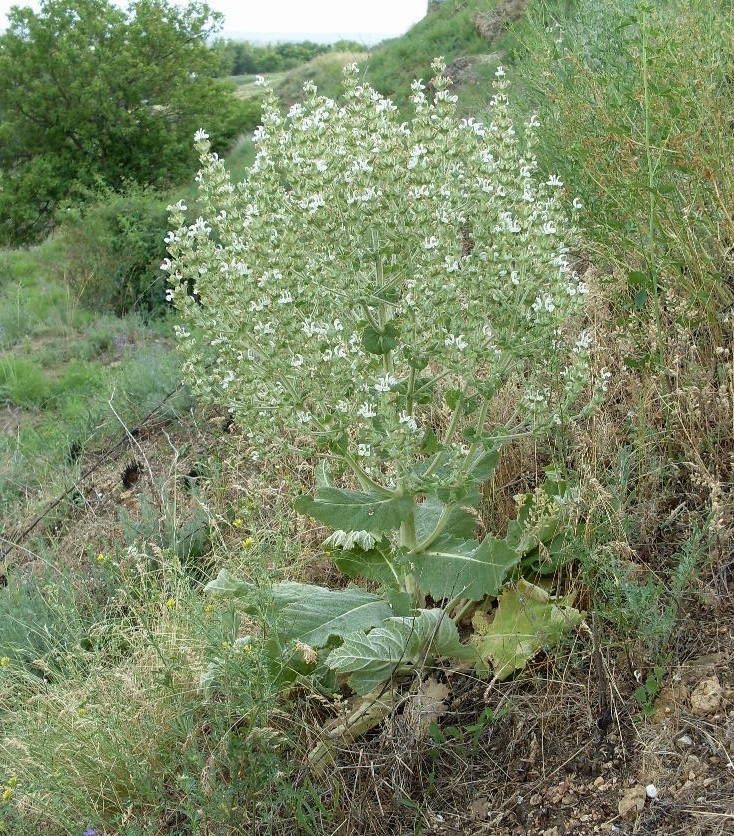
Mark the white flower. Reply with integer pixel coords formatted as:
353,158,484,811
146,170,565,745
160,258,171,271
357,402,377,419
290,354,304,367
444,334,468,350
165,288,174,302
423,235,440,250
399,412,418,432
357,444,371,458
572,197,583,210
495,66,506,78
546,174,563,187
296,410,312,424
574,330,592,353
193,128,209,142
374,374,397,393
254,75,266,86
543,221,557,235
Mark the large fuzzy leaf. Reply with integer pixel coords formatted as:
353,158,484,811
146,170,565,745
327,609,474,694
205,570,393,647
471,580,583,680
277,586,394,646
404,533,520,602
294,487,414,531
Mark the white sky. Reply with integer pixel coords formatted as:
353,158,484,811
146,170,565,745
0,1,427,37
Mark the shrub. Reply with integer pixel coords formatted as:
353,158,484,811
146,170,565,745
59,186,171,317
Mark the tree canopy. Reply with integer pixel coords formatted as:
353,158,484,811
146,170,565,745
0,0,244,245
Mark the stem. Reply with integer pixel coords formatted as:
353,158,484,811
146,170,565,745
342,452,395,496
640,10,669,401
459,395,491,477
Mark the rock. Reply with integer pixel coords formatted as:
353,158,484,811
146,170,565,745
690,676,723,715
675,734,693,750
618,785,646,819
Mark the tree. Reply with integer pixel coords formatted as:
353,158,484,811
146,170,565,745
0,0,243,245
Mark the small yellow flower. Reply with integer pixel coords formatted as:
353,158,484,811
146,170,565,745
1,788,12,802
0,658,9,668
165,598,176,610
96,553,107,563
204,603,215,613
242,536,255,549
77,707,88,717
232,518,244,529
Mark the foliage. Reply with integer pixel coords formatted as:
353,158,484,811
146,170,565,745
170,62,596,694
515,0,734,330
215,38,333,75
0,0,243,245
364,0,494,110
0,356,51,408
58,186,172,317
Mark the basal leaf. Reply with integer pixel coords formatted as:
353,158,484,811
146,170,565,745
405,533,520,602
294,487,413,531
204,567,251,596
277,586,394,647
327,609,473,694
470,580,583,680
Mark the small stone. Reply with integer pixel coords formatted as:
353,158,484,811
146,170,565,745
619,785,646,819
675,734,693,750
690,676,723,715
646,784,658,799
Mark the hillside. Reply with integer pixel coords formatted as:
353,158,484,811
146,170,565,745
1,1,733,834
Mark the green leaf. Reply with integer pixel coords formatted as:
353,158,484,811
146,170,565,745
405,534,520,602
362,322,398,355
466,446,501,482
327,609,474,694
332,543,402,586
414,496,476,543
471,580,583,680
204,567,252,597
277,586,395,646
205,573,393,647
294,487,413,532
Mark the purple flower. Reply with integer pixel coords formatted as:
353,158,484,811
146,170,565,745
83,829,98,836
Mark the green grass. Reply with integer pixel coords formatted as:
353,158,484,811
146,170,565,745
364,0,496,109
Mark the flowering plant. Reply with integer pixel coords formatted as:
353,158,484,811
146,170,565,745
167,62,599,694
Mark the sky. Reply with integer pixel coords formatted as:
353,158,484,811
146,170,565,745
0,1,428,39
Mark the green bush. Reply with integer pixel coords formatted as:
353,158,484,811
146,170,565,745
59,187,171,317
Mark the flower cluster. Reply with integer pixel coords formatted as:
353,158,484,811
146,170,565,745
166,61,594,474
